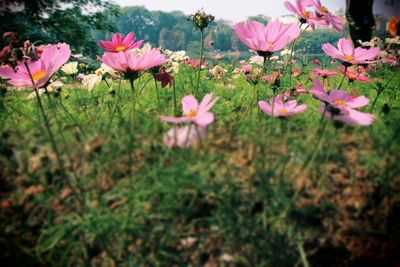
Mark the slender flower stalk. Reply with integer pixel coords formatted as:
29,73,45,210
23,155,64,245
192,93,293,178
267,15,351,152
154,77,162,113
195,29,204,97
24,62,66,177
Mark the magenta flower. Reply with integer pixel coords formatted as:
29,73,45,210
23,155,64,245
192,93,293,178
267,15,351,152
161,93,220,127
242,64,252,74
321,103,375,126
313,0,344,32
0,43,71,89
311,78,375,125
311,58,322,66
99,32,143,52
99,49,167,74
213,53,225,60
234,20,300,57
163,126,207,149
284,0,323,29
322,38,380,65
312,68,338,78
259,97,307,117
341,67,372,83
311,78,369,109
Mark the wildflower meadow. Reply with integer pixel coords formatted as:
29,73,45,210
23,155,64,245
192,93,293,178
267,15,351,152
0,0,400,266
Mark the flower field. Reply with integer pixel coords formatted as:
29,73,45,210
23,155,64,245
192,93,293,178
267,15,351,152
0,1,400,266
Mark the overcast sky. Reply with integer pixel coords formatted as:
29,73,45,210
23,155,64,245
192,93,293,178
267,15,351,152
112,0,347,22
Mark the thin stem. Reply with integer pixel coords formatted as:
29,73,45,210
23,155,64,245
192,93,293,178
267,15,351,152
154,78,162,113
298,243,310,267
337,65,348,89
129,78,137,125
195,29,205,97
24,62,64,174
173,81,177,116
283,24,309,86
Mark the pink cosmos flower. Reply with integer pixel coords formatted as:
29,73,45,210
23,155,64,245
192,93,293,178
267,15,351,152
99,32,144,52
234,20,300,57
259,97,307,117
382,56,398,66
312,68,338,78
0,43,71,89
213,53,225,60
294,82,309,94
311,58,322,66
321,103,375,126
242,64,252,74
322,38,380,65
313,0,344,32
341,67,371,83
99,49,167,74
163,125,207,148
311,78,369,108
161,93,220,127
292,69,302,78
284,0,324,30
311,78,375,125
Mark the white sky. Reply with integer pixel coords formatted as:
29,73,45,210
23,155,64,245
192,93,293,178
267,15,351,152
112,0,347,22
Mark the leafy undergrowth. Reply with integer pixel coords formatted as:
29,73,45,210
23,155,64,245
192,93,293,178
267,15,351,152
0,65,400,266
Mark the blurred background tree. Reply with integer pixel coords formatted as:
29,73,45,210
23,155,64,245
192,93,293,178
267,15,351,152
0,2,346,58
0,0,119,57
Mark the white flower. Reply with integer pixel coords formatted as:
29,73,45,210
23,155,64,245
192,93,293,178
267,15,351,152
359,37,382,48
61,62,78,75
385,36,400,45
170,50,188,62
82,73,102,91
129,42,153,56
27,89,45,99
100,63,116,76
47,80,64,92
280,49,292,56
210,65,227,80
27,81,63,99
249,55,264,66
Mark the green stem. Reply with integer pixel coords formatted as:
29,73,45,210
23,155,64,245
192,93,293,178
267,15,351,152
173,81,177,116
298,243,310,267
284,24,309,87
24,62,64,175
337,65,348,89
129,78,137,125
154,78,162,113
195,29,204,97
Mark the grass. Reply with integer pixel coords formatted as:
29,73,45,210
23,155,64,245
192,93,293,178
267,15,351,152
0,59,400,266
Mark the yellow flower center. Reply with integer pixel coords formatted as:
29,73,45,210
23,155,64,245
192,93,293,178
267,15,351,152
95,69,103,76
344,54,355,62
303,11,311,18
333,99,347,106
278,109,289,115
347,73,357,80
187,109,198,118
115,45,126,52
320,6,329,14
268,41,275,48
32,69,46,81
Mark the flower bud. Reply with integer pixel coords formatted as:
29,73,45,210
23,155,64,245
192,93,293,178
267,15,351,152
188,8,215,31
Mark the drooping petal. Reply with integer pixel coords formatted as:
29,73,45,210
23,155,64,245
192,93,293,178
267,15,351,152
347,96,370,108
336,108,375,126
